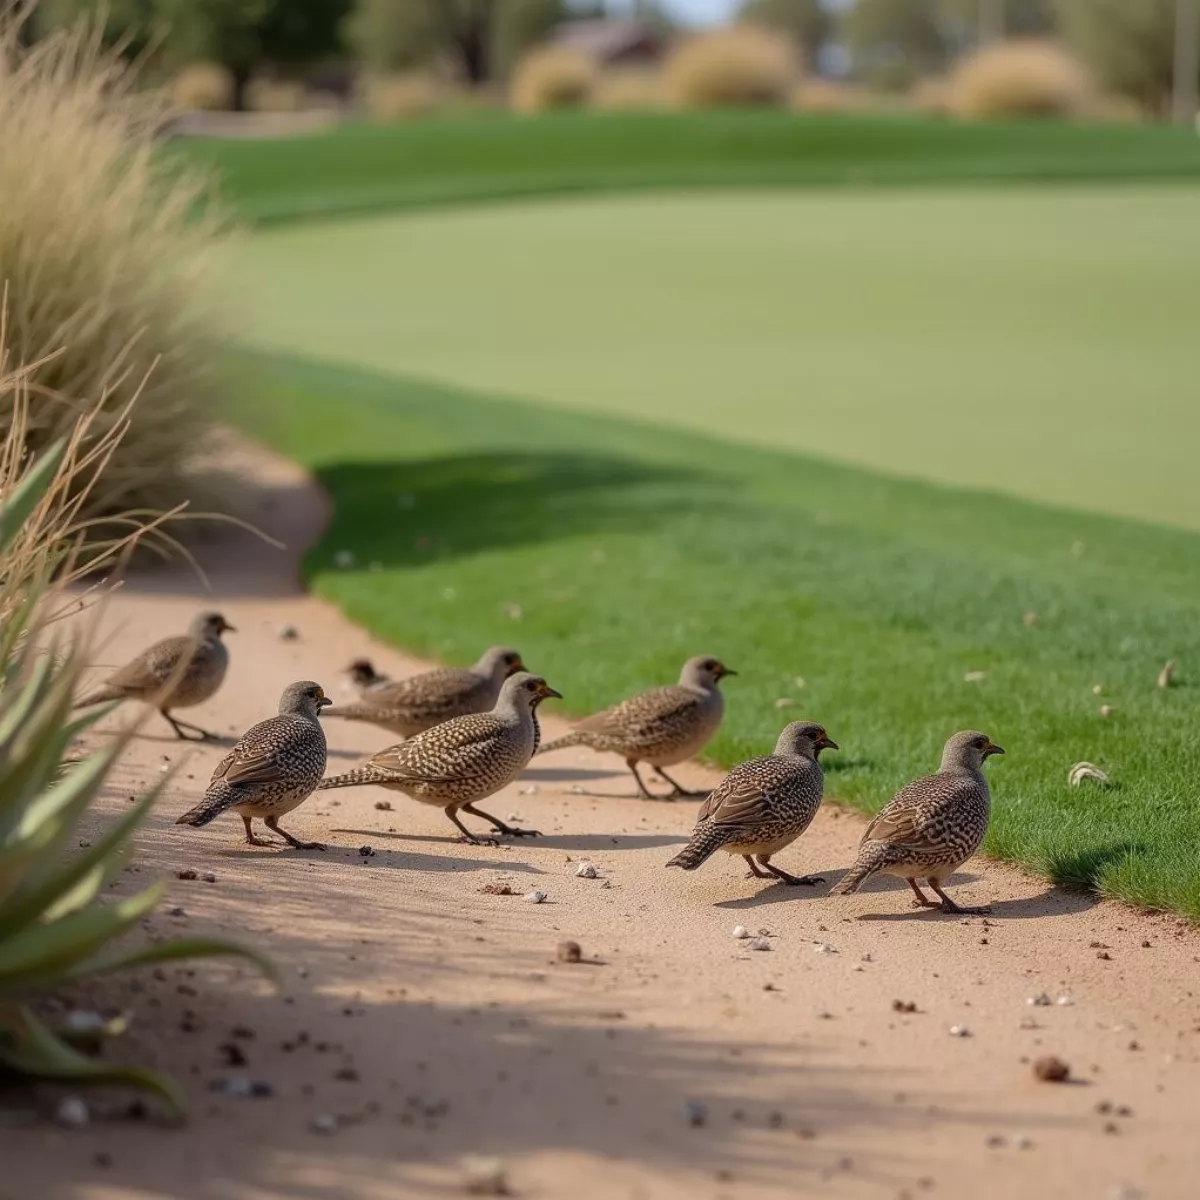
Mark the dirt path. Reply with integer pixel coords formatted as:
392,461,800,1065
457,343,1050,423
2,441,1196,1200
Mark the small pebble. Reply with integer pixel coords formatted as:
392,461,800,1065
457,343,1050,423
1022,611,1038,627
685,1100,708,1128
985,1133,1006,1148
524,890,547,904
1033,1055,1070,1083
892,1000,918,1014
1014,1133,1034,1150
774,697,794,709
964,671,986,683
814,943,836,954
176,869,198,881
1055,994,1074,1006
732,925,750,939
64,1011,107,1033
311,1113,338,1135
358,845,375,857
557,940,582,964
479,883,514,896
1028,993,1052,1007
54,1097,88,1128
948,1025,971,1038
1100,704,1115,718
373,800,393,811
574,862,598,879
748,938,772,952
278,624,299,641
461,1154,509,1195
202,873,217,883
520,785,539,796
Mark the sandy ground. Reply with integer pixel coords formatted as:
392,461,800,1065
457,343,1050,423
2,441,1197,1200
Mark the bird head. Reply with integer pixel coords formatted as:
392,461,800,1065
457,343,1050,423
192,611,235,640
775,720,838,761
681,655,737,690
280,680,333,718
345,658,381,687
942,730,1005,772
501,671,562,708
480,645,526,680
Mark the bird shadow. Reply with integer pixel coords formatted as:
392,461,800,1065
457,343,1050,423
222,840,545,876
531,832,687,852
520,765,623,782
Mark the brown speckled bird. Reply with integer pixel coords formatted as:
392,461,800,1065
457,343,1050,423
831,730,1004,914
324,646,525,737
345,658,392,694
75,611,234,740
316,672,560,844
666,720,837,886
176,681,331,849
537,655,734,798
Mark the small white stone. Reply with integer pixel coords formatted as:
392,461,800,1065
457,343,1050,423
277,624,298,641
333,550,355,568
1056,994,1074,1006
461,1154,508,1195
220,1076,255,1097
748,938,772,951
964,670,986,683
732,925,750,939
64,1010,106,1033
505,603,523,621
311,1112,338,1134
159,764,170,773
524,890,547,903
569,784,586,795
774,697,794,709
949,1025,971,1037
1092,683,1104,695
574,863,598,879
54,1097,89,1128
792,676,806,689
520,785,539,795
814,942,836,954
507,813,522,823
1028,993,1052,1006
1100,704,1115,718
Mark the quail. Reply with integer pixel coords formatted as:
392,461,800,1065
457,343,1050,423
75,611,234,740
316,672,561,844
176,681,332,849
346,658,392,695
831,730,1004,914
538,655,734,798
667,720,837,886
323,646,525,738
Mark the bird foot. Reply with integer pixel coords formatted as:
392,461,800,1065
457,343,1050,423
941,901,991,915
291,840,327,852
501,826,541,838
910,898,941,909
458,834,500,847
244,834,278,847
780,874,825,887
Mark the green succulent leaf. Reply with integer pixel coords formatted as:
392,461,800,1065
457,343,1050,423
0,441,65,555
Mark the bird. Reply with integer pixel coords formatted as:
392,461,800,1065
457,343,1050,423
176,681,332,850
666,720,837,886
537,655,734,799
75,611,234,740
315,672,561,844
345,658,392,695
323,645,526,738
830,730,1004,914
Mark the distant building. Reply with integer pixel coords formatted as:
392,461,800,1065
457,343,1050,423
551,19,669,66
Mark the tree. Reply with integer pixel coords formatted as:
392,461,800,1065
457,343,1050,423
41,0,353,109
937,0,1058,44
841,0,950,89
1053,0,1196,112
740,0,833,65
346,0,565,83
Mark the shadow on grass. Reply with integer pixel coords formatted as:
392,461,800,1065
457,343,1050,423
1044,842,1147,894
309,451,727,572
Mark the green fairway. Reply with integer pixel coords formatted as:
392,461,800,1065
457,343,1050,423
231,186,1200,530
235,346,1200,917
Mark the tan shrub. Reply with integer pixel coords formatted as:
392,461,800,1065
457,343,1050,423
362,72,443,120
791,78,871,113
950,39,1094,119
246,78,308,113
510,45,597,113
0,15,223,532
663,26,799,109
909,75,953,116
169,61,233,112
592,68,662,111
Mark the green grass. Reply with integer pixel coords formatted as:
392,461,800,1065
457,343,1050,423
230,187,1200,531
178,111,1200,226
235,347,1200,918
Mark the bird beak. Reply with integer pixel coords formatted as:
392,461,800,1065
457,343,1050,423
539,683,563,701
717,666,737,679
817,735,839,751
222,620,236,633
318,694,333,708
983,740,1005,757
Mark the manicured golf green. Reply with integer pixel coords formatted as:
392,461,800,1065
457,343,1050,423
231,185,1200,530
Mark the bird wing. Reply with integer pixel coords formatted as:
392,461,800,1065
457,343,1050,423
210,717,292,788
107,635,193,692
364,715,505,784
578,686,700,741
861,773,979,852
696,756,785,827
359,668,481,719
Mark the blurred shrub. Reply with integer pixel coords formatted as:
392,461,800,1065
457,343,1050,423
362,71,443,120
664,26,799,108
592,68,662,112
510,45,597,113
169,61,233,112
245,78,309,113
950,39,1093,118
791,78,871,113
0,14,223,535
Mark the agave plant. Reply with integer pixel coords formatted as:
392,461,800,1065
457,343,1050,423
0,446,275,1113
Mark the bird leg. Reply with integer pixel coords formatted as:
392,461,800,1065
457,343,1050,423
758,856,824,887
446,808,499,847
927,878,991,915
264,815,326,851
161,709,216,741
626,760,658,800
241,815,277,847
462,803,540,838
907,878,940,908
743,855,773,879
652,765,706,799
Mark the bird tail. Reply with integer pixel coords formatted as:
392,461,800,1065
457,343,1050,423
537,730,586,756
74,683,126,710
665,823,727,871
830,857,877,896
176,791,234,828
316,766,388,791
323,704,368,722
